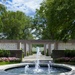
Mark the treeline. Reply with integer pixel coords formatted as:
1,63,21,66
1,0,75,41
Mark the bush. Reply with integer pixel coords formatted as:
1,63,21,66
46,49,49,56
32,51,36,54
54,57,70,63
26,51,29,56
64,50,75,57
41,49,50,56
41,50,44,55
3,50,10,57
0,50,4,57
70,57,75,62
0,57,21,63
0,49,10,57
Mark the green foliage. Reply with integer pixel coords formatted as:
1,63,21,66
46,49,49,56
32,51,36,54
34,0,75,41
0,49,10,57
0,4,33,40
64,50,75,57
0,4,6,16
54,50,75,64
54,57,75,64
41,50,44,55
32,9,47,39
32,44,44,47
41,49,49,56
26,51,29,56
0,57,21,65
54,57,70,63
70,57,75,62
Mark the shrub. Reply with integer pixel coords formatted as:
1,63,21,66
0,57,9,62
0,49,10,57
46,49,49,56
3,50,10,57
0,50,4,57
8,57,21,62
0,57,21,62
70,57,75,62
26,51,29,56
41,49,50,56
54,57,70,63
41,50,44,55
32,51,36,54
64,50,75,57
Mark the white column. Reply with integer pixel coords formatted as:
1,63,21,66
24,43,26,56
29,43,32,55
44,44,46,55
48,43,51,56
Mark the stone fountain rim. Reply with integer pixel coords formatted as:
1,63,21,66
1,63,73,75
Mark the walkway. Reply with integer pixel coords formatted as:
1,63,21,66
22,54,53,63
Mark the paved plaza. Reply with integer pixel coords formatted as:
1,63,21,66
22,54,53,63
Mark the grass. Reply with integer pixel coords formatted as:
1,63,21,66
0,61,21,65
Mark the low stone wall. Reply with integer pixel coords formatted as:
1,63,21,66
9,50,22,59
52,50,65,59
0,50,22,59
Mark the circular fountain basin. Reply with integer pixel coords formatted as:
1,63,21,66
5,63,72,75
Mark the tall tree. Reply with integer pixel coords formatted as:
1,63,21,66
0,4,6,33
2,11,33,39
35,0,75,41
0,4,33,40
33,7,47,39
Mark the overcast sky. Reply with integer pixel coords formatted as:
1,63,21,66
0,0,43,17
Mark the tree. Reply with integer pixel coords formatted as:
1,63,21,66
2,11,33,39
0,4,7,39
33,7,47,39
35,0,75,41
46,0,75,41
0,4,6,15
0,4,33,40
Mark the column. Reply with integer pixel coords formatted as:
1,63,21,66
29,43,32,55
54,42,58,50
48,43,51,56
24,43,26,56
44,44,46,55
17,42,20,50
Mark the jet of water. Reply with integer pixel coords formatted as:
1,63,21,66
48,64,50,74
48,61,52,74
25,65,29,73
34,47,42,73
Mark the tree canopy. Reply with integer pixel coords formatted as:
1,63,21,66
0,4,33,40
1,0,75,41
33,0,75,41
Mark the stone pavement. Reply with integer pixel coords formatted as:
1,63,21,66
22,54,53,63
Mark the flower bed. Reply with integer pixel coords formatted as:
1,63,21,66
0,57,21,65
54,57,75,64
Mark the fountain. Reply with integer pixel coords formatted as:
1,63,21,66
34,47,42,73
5,47,72,75
48,64,50,74
25,47,43,73
48,61,52,74
24,65,29,73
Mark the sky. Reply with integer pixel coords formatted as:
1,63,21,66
0,0,43,17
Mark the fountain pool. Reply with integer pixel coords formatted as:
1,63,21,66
5,64,71,75
5,47,72,75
